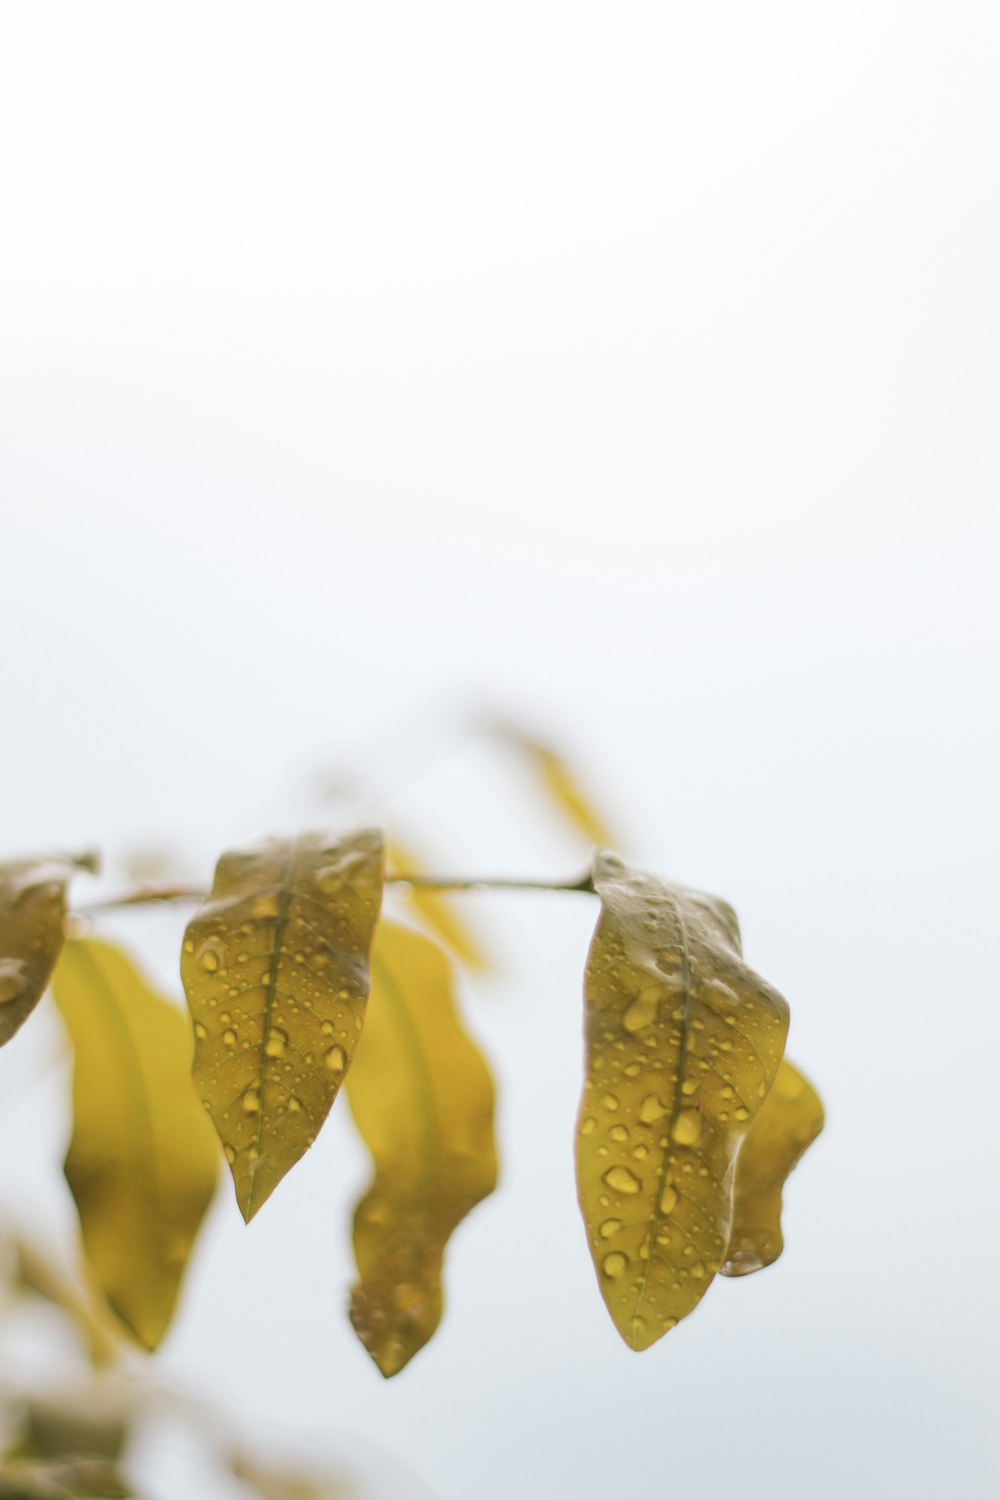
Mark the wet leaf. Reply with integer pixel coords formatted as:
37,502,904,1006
0,853,97,1048
52,938,219,1350
345,921,497,1376
576,852,789,1350
720,1058,824,1277
387,840,489,970
181,830,384,1222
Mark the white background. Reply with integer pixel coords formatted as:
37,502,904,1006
1,3,998,1497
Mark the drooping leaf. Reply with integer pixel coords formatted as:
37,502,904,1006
345,920,497,1376
486,719,617,848
576,852,790,1350
181,830,384,1222
0,853,97,1047
387,840,489,971
720,1058,824,1277
52,938,219,1351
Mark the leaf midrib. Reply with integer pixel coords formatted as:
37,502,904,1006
246,838,296,1217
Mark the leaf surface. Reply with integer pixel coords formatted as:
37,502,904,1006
52,938,219,1350
181,830,384,1221
577,852,789,1350
720,1058,824,1276
0,853,97,1047
345,921,497,1376
387,840,489,970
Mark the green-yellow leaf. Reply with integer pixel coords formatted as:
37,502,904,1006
345,921,497,1377
0,853,97,1047
181,829,384,1222
720,1058,824,1277
576,852,790,1350
52,938,219,1350
387,840,489,971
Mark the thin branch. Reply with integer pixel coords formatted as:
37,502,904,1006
77,869,595,914
80,883,207,913
387,870,595,894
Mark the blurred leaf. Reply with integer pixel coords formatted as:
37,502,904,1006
0,854,97,1048
345,921,497,1376
14,1239,123,1368
181,830,384,1222
720,1058,824,1276
576,852,789,1350
0,1457,132,1498
485,719,617,847
52,939,219,1350
231,1455,358,1500
18,1388,134,1465
386,841,489,971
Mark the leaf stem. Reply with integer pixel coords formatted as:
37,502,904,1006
388,871,595,894
78,870,596,913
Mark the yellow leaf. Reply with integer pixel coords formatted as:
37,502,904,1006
720,1058,824,1277
387,840,489,970
576,852,789,1350
345,921,497,1377
52,938,219,1350
0,853,97,1048
181,830,384,1222
488,721,617,848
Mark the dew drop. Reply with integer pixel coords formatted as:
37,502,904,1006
723,1247,766,1275
198,941,224,973
223,1029,237,1047
602,1252,628,1278
622,990,658,1033
265,1028,288,1059
223,1144,236,1165
609,1125,629,1143
672,1110,703,1146
193,1022,207,1041
599,1218,623,1240
601,1093,620,1111
241,1087,260,1114
287,1095,303,1113
690,1260,706,1279
325,1045,346,1073
680,1079,698,1096
580,1116,597,1136
659,1184,678,1215
602,1166,641,1195
734,1107,750,1122
640,1094,669,1124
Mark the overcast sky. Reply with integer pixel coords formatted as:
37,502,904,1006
1,4,998,1498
